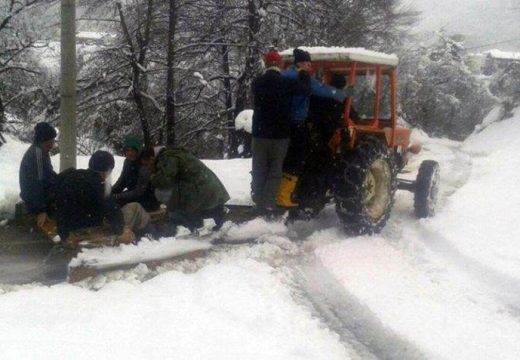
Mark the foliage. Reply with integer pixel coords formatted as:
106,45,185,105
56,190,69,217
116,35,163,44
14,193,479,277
399,33,497,140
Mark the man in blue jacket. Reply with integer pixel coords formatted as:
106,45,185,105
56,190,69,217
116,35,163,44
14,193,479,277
277,48,353,207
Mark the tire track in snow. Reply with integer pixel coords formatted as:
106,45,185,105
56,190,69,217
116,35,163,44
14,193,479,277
413,223,520,314
288,255,427,360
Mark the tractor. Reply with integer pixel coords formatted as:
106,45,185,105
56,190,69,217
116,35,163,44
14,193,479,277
279,47,440,235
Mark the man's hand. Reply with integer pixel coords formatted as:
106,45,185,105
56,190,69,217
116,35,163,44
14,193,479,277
36,212,48,229
116,226,135,244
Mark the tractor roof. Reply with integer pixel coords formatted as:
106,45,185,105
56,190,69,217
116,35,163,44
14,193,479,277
280,47,399,67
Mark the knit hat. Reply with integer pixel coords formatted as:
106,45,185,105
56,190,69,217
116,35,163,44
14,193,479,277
293,48,311,64
89,151,115,172
123,136,143,152
265,50,282,67
34,122,57,144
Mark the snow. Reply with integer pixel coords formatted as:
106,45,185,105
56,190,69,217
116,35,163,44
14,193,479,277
280,47,399,66
0,259,349,360
484,49,520,61
234,109,253,134
4,108,520,358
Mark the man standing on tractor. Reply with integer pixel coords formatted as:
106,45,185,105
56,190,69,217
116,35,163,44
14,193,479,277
146,147,230,234
55,151,151,243
278,48,354,207
111,136,159,212
250,49,311,217
19,122,59,232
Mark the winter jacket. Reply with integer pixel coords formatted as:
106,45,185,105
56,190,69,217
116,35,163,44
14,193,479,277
55,168,124,240
19,144,58,214
112,159,159,211
308,95,346,142
252,68,311,139
282,65,350,123
151,148,230,216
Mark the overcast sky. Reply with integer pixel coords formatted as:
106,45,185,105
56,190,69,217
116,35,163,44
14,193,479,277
407,0,520,51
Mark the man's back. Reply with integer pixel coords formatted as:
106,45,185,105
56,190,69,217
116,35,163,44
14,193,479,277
55,169,123,240
19,144,57,214
252,69,309,139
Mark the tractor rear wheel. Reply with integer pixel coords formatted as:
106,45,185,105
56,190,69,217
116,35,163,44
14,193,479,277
333,136,397,235
414,160,440,218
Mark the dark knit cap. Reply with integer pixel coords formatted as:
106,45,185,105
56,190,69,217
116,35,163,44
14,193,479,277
89,150,115,172
293,48,311,64
34,122,57,144
330,74,347,89
123,136,143,152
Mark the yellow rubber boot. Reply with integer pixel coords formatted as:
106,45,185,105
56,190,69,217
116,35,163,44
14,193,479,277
276,173,299,208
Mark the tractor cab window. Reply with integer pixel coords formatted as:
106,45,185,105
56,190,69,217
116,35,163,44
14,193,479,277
351,71,377,120
349,71,391,122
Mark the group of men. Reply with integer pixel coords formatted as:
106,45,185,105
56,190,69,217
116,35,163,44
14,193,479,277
250,48,354,217
19,123,230,243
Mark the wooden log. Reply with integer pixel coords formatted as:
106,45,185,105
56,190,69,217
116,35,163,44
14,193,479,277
68,248,209,283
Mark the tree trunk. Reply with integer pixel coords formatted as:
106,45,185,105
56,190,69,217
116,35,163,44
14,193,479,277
221,44,234,157
60,0,77,171
231,0,261,158
165,0,177,146
0,94,6,146
117,1,153,148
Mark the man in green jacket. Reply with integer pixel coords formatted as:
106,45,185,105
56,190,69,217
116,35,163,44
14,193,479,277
145,147,230,234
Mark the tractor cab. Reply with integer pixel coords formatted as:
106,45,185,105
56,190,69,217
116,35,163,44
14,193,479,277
280,47,412,159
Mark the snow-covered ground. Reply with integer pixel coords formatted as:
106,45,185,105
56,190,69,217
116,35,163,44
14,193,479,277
2,108,520,358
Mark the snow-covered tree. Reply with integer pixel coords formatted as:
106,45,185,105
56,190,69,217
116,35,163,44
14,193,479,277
399,33,496,140
0,0,57,146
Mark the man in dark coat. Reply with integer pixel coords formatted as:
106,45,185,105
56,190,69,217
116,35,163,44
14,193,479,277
148,147,230,233
250,49,311,215
112,136,159,211
19,122,58,229
55,151,149,243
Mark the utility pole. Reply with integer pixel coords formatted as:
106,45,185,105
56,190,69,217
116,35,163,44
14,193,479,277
165,0,176,146
60,0,77,171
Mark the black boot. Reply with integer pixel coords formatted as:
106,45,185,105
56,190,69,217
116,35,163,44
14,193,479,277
211,205,226,231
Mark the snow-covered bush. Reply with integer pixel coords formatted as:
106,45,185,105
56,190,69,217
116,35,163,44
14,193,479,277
399,33,496,140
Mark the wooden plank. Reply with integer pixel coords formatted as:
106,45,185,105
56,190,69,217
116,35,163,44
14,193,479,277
68,248,210,283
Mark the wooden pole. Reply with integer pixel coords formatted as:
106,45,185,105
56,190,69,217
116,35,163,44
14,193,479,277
60,0,77,171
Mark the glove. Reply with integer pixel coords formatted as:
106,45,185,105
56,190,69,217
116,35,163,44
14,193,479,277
116,226,135,245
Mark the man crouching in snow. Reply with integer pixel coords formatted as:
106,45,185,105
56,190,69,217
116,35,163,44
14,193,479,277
55,151,152,244
143,147,230,235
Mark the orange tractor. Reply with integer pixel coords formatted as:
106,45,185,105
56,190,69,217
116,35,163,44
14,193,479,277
280,47,440,235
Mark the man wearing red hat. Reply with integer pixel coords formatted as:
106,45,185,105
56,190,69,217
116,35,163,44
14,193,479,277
250,49,311,217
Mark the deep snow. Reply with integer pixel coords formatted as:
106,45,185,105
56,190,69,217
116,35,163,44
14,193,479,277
2,108,520,358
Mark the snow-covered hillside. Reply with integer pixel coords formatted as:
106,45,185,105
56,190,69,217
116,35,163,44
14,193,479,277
2,108,520,358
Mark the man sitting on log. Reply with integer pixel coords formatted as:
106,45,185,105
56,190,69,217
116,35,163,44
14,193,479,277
19,122,59,233
55,151,152,244
111,136,160,212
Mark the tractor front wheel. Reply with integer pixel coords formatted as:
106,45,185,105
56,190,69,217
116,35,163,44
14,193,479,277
333,136,397,235
414,160,440,218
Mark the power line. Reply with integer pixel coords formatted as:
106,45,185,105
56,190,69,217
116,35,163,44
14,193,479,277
466,37,520,50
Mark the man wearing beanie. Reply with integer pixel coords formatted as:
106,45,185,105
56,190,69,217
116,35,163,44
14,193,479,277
277,48,354,207
112,136,159,211
54,150,151,243
19,122,58,230
250,49,311,217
